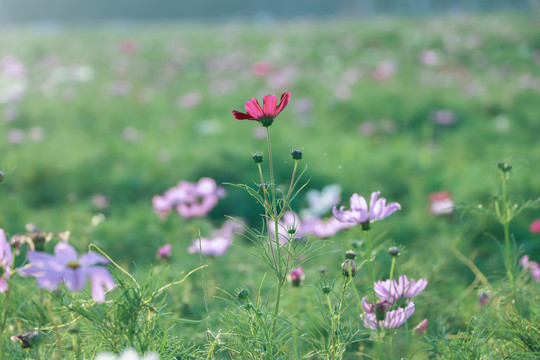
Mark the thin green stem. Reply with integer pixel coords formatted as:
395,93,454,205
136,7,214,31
389,257,396,282
501,174,515,290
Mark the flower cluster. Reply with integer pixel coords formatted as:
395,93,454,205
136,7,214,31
333,191,401,230
19,241,116,303
0,228,12,292
362,275,427,331
187,218,246,257
519,255,540,282
152,177,226,220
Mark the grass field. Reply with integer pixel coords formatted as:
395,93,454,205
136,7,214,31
1,13,540,359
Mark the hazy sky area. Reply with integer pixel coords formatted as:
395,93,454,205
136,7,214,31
0,0,535,24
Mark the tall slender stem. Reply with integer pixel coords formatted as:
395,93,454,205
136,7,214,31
501,174,515,289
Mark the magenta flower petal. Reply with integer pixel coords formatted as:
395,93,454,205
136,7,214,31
245,98,264,118
263,94,277,116
274,92,291,116
233,92,290,125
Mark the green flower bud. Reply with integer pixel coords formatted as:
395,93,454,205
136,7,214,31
497,162,512,173
322,285,332,294
388,247,400,257
252,153,263,164
341,259,357,277
237,288,250,300
291,149,303,160
345,250,357,259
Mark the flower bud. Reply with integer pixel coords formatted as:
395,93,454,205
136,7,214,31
341,259,357,277
258,183,269,194
388,247,400,257
345,250,356,259
252,153,263,164
237,288,250,300
319,266,328,276
289,267,304,287
291,149,302,160
497,162,512,173
413,319,428,335
351,240,363,250
322,285,332,294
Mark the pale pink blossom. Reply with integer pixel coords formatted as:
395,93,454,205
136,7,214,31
333,191,401,227
157,244,172,259
374,275,428,303
429,191,454,215
413,319,428,335
530,219,540,234
0,229,12,293
520,255,540,282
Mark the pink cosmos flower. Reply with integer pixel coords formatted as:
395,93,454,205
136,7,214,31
519,255,540,282
157,244,172,259
301,216,354,239
413,319,428,335
19,242,115,302
232,92,291,127
530,219,540,234
152,178,226,220
362,299,415,331
429,191,454,215
333,191,401,229
374,275,428,303
0,229,12,293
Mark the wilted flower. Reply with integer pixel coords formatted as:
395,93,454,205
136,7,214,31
413,318,428,335
333,191,401,230
157,244,172,259
519,255,540,282
0,228,12,292
374,275,428,303
94,348,159,360
289,267,304,286
232,92,291,127
19,242,116,302
530,219,540,234
429,191,454,215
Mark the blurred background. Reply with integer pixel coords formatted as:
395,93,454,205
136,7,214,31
1,0,540,345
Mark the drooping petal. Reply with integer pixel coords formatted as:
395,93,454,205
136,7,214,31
89,266,116,303
232,110,255,120
262,94,277,117
274,92,291,117
54,242,79,264
63,268,87,291
244,98,264,119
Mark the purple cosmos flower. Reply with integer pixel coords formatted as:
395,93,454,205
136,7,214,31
520,255,540,282
19,242,115,302
301,184,342,218
0,228,12,293
152,177,226,220
187,236,231,257
302,216,354,239
363,300,415,331
268,211,307,245
374,275,428,303
333,191,401,228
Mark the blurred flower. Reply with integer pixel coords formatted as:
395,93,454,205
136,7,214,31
429,191,454,215
372,60,396,81
302,216,354,239
10,223,70,253
334,84,351,101
122,127,140,142
431,109,456,126
19,242,115,302
95,348,159,360
119,40,139,55
268,211,307,245
0,55,27,104
7,129,25,144
374,275,428,303
301,184,342,217
177,92,201,108
358,121,377,137
28,126,45,142
413,319,428,335
252,61,272,77
153,178,226,220
187,236,231,257
420,50,439,67
333,191,401,229
530,219,540,234
111,80,131,96
252,126,267,139
289,267,304,286
0,228,12,292
519,255,540,282
157,244,172,259
232,92,291,127
93,193,109,210
478,291,490,306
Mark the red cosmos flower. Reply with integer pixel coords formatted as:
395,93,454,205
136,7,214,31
530,219,540,234
232,92,291,127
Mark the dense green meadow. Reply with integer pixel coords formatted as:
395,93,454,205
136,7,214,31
1,13,540,359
